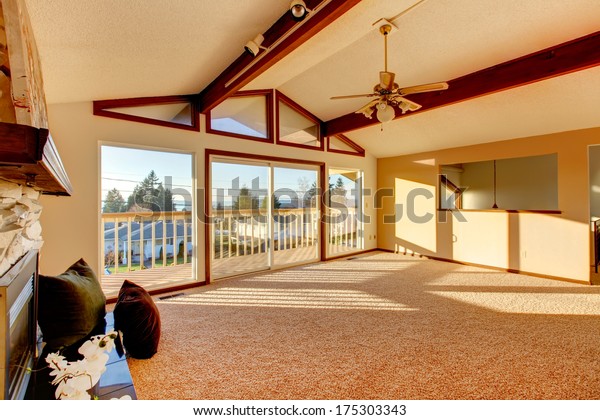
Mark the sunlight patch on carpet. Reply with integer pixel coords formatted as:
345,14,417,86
158,287,415,311
299,261,423,272
430,291,600,315
240,270,385,283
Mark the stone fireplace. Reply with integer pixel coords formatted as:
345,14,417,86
0,180,43,277
0,247,37,399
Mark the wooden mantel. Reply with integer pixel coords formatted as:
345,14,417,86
0,122,72,195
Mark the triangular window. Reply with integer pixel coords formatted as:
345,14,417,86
276,91,322,151
206,90,273,143
327,134,365,157
93,96,199,131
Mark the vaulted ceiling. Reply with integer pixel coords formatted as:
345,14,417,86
25,0,600,157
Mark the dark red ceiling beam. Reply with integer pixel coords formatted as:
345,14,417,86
324,30,600,136
198,0,363,114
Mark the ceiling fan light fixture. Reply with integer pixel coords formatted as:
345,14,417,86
360,107,374,119
376,102,395,123
330,18,448,123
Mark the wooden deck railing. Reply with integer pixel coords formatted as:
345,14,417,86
211,207,360,260
211,208,319,260
101,207,362,274
101,211,193,274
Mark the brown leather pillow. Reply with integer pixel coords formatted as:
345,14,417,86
113,280,161,359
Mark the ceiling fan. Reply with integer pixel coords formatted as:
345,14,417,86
331,21,449,123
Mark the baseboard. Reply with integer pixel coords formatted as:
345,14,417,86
106,280,208,304
381,248,590,285
422,254,590,285
323,248,380,261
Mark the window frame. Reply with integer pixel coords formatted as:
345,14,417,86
93,95,200,131
439,174,463,210
275,90,324,152
326,134,365,157
205,89,274,144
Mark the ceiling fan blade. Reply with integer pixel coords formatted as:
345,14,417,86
397,82,449,96
379,71,396,90
330,93,378,100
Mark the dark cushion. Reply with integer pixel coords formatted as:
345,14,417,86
113,280,161,359
38,258,106,350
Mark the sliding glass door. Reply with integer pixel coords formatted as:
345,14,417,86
210,160,270,278
328,168,364,256
272,166,319,267
210,158,320,279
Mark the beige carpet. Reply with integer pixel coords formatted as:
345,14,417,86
126,251,600,400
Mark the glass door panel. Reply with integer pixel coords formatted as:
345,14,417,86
210,160,270,279
272,167,320,267
328,168,364,256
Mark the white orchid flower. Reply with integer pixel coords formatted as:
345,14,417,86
55,379,92,400
110,395,132,400
47,329,121,400
45,353,68,373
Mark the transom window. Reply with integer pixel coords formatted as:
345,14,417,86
206,90,273,143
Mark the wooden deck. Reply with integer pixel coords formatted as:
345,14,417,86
101,244,360,297
211,243,357,279
101,263,193,298
211,245,318,279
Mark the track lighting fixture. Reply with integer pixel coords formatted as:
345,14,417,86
226,0,332,88
244,34,266,56
290,0,309,21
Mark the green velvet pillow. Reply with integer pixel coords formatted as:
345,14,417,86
38,258,106,350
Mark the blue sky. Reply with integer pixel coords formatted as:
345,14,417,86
211,162,319,207
101,145,357,211
101,145,193,209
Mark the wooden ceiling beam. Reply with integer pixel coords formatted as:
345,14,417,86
197,0,363,114
323,30,600,136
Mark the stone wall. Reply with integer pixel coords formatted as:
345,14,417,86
0,0,49,127
0,0,17,123
0,179,42,276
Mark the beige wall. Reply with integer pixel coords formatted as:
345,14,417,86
378,127,600,283
39,101,377,281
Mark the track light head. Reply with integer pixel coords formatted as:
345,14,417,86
244,34,265,56
290,0,309,21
